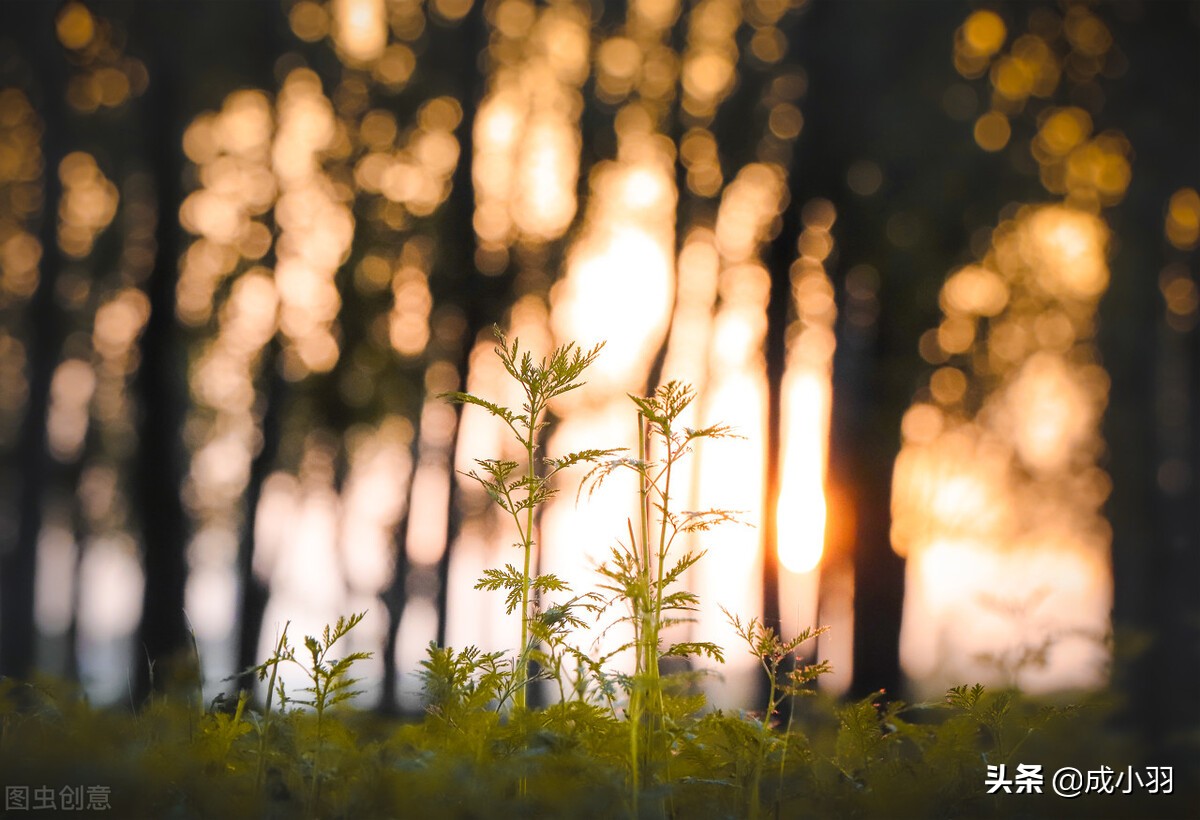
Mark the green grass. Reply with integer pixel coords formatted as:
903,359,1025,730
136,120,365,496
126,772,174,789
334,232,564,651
1,333,1194,818
2,670,1192,819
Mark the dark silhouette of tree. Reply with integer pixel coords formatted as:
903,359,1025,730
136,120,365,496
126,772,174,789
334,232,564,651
0,2,66,681
234,340,284,694
426,3,492,651
1101,0,1200,764
129,1,194,698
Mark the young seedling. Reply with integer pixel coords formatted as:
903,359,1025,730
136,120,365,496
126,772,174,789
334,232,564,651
584,381,740,808
251,612,371,817
726,608,830,818
248,621,290,790
442,329,621,712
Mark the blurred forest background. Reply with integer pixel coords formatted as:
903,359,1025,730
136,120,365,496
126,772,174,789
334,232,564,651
0,0,1196,760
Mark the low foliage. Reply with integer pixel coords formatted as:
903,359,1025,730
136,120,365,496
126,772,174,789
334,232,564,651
0,334,1192,818
2,670,1189,818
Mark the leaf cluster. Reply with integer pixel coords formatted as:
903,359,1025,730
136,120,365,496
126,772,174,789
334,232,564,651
441,329,623,713
252,612,373,717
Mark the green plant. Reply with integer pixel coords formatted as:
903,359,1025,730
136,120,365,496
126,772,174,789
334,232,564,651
419,642,509,723
442,329,619,712
0,661,1137,820
198,688,252,771
583,380,740,809
943,682,1075,767
248,621,289,789
251,612,372,817
727,608,830,818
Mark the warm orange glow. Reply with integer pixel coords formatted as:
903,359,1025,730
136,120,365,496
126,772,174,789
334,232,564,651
899,403,943,445
776,203,837,574
937,315,975,354
271,70,354,377
692,366,767,706
597,36,642,99
332,0,388,64
0,89,44,304
1002,352,1099,474
1161,266,1199,330
929,366,967,406
681,0,742,117
1036,107,1091,157
941,264,1009,316
472,5,587,249
961,10,1006,58
1166,187,1200,250
551,137,676,390
47,360,95,463
374,44,417,88
973,111,1010,152
659,229,720,392
56,3,96,50
894,204,1113,694
680,129,723,197
1017,205,1109,299
389,268,432,357
1064,135,1131,206
767,102,804,140
289,1,330,42
1063,5,1112,58
901,537,1109,690
715,163,786,262
513,110,580,239
963,3,1131,219
93,287,150,369
56,5,145,116
776,371,828,573
58,152,119,258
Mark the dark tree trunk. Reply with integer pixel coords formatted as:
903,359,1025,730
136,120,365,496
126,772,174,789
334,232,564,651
0,2,66,681
216,0,288,699
233,341,285,694
797,0,911,700
379,466,413,715
1102,0,1200,760
1191,293,1200,707
428,1,491,650
1189,293,1200,733
131,5,192,699
376,1,494,713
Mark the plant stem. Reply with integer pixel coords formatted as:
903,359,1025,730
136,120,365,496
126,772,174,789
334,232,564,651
309,703,322,818
776,689,797,817
256,622,289,789
651,432,671,718
750,657,777,820
515,409,536,713
632,411,650,816
638,412,651,665
629,686,640,819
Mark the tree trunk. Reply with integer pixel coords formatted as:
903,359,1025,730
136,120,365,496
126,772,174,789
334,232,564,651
131,5,192,699
0,2,66,681
233,341,284,694
796,0,910,700
428,1,490,650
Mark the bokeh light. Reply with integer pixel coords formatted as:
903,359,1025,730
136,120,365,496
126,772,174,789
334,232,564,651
893,204,1113,694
